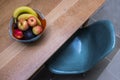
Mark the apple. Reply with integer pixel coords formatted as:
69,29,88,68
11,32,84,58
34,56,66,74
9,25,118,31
28,16,37,27
32,25,43,35
18,19,29,31
13,29,23,39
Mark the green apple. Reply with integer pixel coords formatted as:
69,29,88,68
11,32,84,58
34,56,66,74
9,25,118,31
18,19,29,31
32,25,43,35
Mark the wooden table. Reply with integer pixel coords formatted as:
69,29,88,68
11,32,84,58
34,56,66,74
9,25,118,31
0,0,105,80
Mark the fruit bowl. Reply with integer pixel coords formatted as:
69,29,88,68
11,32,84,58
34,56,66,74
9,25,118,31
9,6,46,42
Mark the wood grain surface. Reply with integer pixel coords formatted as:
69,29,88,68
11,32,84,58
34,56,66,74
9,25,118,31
0,0,105,80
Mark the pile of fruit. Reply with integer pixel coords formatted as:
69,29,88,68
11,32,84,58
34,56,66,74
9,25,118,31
12,6,44,40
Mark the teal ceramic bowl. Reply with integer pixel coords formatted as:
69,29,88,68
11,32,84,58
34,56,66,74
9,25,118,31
48,20,115,74
9,10,46,43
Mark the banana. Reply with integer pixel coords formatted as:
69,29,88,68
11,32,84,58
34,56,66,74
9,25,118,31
13,6,38,18
18,13,41,25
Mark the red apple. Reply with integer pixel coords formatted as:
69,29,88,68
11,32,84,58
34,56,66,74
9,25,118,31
13,29,23,39
28,16,37,27
18,19,29,31
32,25,43,35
